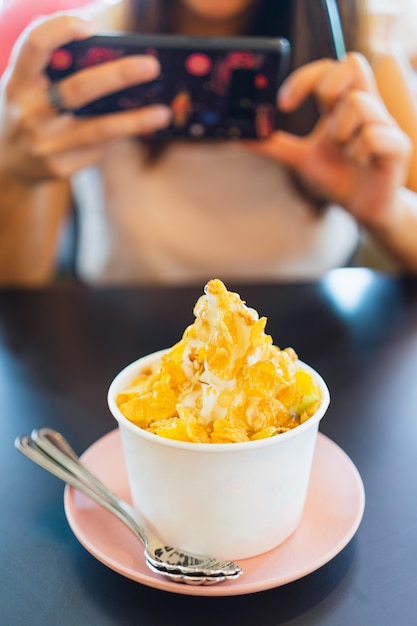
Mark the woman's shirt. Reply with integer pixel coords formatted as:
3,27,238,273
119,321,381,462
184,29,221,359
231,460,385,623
72,139,359,285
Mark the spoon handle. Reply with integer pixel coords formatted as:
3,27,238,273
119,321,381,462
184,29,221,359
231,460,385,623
34,427,80,462
32,428,128,510
15,431,149,546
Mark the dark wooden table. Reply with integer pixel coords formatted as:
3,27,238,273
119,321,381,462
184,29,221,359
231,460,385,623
2,268,417,625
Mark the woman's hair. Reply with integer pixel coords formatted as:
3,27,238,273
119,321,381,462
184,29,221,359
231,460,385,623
126,0,367,136
126,1,364,58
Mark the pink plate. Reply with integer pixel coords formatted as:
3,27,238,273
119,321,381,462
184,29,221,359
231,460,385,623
64,430,365,596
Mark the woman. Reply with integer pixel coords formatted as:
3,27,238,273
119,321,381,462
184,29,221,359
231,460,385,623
0,0,415,284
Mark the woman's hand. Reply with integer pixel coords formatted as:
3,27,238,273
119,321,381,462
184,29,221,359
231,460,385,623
0,13,172,182
250,52,412,229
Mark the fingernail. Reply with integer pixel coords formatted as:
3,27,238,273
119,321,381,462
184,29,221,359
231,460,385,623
152,106,172,127
140,56,160,76
277,83,291,108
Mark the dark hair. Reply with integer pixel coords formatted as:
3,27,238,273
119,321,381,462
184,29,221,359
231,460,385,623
127,0,364,136
126,0,362,48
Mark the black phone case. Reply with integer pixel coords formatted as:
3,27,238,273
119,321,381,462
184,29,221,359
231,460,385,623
46,33,290,140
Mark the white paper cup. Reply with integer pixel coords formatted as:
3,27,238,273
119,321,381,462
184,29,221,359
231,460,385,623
108,349,330,560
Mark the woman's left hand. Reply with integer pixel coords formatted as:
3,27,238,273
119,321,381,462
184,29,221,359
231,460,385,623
249,52,412,228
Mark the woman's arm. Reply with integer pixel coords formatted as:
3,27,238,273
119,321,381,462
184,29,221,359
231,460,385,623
366,186,417,273
0,3,101,285
372,49,417,192
0,10,171,286
0,176,71,285
249,52,417,274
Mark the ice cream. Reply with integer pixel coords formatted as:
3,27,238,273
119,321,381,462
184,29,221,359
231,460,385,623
116,279,321,443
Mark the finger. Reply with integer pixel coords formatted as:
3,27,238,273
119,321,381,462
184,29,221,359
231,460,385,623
345,125,412,169
278,59,334,111
278,52,378,112
45,146,108,179
33,105,173,155
246,131,308,168
43,55,161,114
329,91,394,145
315,53,378,109
9,14,97,85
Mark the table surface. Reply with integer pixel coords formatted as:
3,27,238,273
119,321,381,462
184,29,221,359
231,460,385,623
2,268,417,626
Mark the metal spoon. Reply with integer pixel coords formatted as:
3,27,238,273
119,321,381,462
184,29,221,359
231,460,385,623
15,428,243,585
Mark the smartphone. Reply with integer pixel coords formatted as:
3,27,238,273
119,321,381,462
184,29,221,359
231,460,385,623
45,33,291,140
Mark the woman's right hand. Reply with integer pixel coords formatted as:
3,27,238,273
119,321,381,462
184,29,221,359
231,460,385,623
0,13,172,183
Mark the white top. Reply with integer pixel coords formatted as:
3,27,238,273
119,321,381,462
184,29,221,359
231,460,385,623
72,140,359,285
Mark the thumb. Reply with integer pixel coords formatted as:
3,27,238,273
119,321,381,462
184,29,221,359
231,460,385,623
245,131,308,168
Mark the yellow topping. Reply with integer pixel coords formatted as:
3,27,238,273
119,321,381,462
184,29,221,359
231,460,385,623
117,279,321,443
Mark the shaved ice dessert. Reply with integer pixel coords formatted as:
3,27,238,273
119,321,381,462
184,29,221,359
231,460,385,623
108,280,330,559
